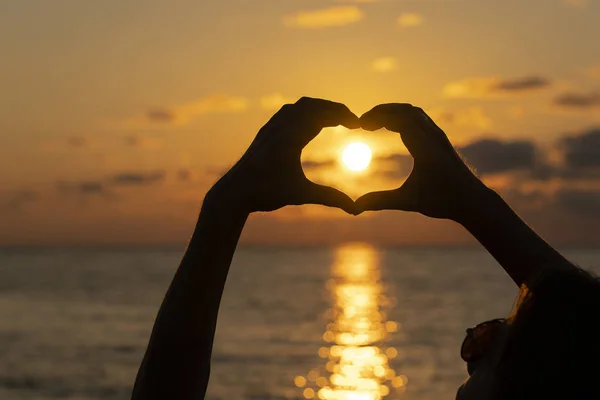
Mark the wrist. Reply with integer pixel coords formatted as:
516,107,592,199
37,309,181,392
189,198,249,249
203,182,250,216
454,184,504,228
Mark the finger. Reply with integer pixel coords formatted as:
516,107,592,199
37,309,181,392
295,96,361,130
301,182,359,215
254,103,295,143
359,103,414,132
355,187,416,214
359,103,428,159
262,103,295,129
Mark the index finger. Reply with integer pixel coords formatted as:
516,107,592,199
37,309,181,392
295,96,360,130
359,103,427,157
359,103,415,132
361,103,455,146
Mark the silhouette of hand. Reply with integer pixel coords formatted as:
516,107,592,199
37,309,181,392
356,104,489,221
206,97,360,214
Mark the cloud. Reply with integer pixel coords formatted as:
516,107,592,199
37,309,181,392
125,135,162,150
556,189,600,217
283,6,364,28
494,76,550,91
111,171,166,186
449,126,600,182
178,168,193,181
6,190,38,209
443,76,551,98
443,77,502,98
559,128,600,172
301,153,413,178
375,154,414,179
397,13,423,27
67,136,88,148
57,181,106,195
147,109,176,123
55,170,168,199
260,93,295,110
553,91,600,110
430,106,493,129
458,139,537,175
301,159,337,170
372,57,396,73
142,94,248,126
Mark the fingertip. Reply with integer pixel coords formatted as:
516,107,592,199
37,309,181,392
339,196,360,216
354,194,372,212
359,115,382,131
343,114,361,130
306,183,360,215
351,202,367,215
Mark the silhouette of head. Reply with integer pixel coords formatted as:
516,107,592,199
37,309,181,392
456,268,600,400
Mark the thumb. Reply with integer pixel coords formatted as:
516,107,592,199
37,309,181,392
355,187,415,214
302,182,358,215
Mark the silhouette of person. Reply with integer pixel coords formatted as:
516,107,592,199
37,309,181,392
132,97,600,400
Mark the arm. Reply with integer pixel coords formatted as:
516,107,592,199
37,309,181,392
356,104,576,288
457,186,574,287
131,97,359,400
131,200,247,400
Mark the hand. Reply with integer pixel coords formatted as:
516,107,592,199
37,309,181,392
356,103,491,222
205,97,360,215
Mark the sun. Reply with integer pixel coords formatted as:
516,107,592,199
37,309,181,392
342,142,372,172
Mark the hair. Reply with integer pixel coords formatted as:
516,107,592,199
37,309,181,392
493,267,600,399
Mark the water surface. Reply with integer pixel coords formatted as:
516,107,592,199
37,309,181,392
1,246,598,400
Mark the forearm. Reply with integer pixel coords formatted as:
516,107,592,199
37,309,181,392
458,187,576,288
132,199,248,400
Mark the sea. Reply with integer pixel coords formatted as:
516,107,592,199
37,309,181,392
1,245,599,400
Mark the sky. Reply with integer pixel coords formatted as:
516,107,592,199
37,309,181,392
1,0,600,246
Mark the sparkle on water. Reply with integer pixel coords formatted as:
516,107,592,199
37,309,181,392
295,243,407,400
342,142,372,172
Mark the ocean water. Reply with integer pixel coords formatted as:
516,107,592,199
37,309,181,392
1,245,599,400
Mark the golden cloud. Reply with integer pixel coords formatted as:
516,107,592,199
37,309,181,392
372,57,396,72
553,91,600,110
124,135,162,150
397,13,423,27
168,94,248,123
283,6,364,28
443,76,551,98
126,94,248,127
455,107,493,129
443,77,501,98
260,93,295,110
429,106,493,129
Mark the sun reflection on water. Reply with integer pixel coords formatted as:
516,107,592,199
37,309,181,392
295,243,407,400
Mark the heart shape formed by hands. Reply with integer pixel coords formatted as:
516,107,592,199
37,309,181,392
208,97,485,223
300,101,485,221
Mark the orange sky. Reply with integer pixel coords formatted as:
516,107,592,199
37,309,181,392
1,0,600,246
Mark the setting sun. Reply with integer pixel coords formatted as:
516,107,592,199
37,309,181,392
342,142,372,172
